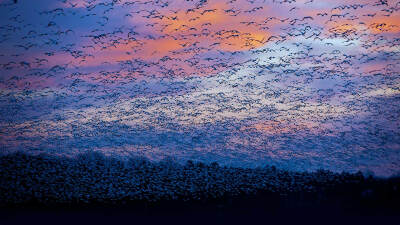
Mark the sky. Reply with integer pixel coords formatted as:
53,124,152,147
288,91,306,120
0,0,399,176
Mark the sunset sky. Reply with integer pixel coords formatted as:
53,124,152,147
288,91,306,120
0,0,399,176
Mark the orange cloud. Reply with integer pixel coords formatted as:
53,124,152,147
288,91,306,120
240,119,318,135
144,1,270,52
367,15,400,34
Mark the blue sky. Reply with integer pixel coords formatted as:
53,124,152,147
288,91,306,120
0,0,399,176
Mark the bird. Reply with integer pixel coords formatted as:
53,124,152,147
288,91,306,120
0,0,398,178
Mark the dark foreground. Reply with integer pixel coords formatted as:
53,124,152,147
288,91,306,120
0,152,399,225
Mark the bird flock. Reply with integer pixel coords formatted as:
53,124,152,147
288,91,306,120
0,0,399,176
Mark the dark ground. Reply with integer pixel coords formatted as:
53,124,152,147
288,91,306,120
1,197,399,225
0,152,399,225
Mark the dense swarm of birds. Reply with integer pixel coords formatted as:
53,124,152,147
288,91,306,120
0,0,399,176
0,152,399,206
